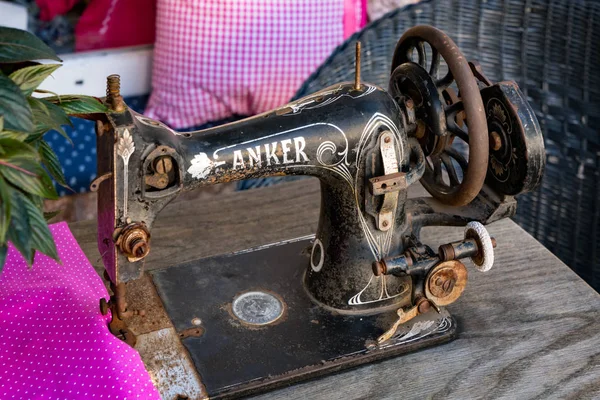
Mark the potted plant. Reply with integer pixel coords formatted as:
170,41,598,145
0,26,107,271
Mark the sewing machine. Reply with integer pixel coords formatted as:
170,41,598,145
92,26,545,398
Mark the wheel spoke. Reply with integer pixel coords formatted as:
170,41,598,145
406,46,414,63
436,71,454,89
432,156,444,185
444,99,463,115
445,147,468,169
447,121,469,143
417,41,427,69
429,48,440,78
441,153,460,186
444,101,469,143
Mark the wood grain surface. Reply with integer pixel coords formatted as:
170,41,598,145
69,179,600,400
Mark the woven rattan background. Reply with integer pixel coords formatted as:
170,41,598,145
295,0,600,291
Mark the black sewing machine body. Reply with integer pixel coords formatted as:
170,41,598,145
99,84,417,311
93,26,545,399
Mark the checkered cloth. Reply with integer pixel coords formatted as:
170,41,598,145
145,0,366,129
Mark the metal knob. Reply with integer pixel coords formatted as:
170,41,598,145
464,221,495,272
116,222,151,261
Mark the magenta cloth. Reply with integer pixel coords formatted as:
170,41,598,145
0,222,160,399
145,0,366,129
75,0,156,52
35,0,79,21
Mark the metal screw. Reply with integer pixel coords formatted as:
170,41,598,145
153,156,173,175
490,131,502,151
106,74,125,112
384,136,391,143
382,220,389,227
118,223,151,260
442,279,455,293
417,299,431,314
129,237,149,258
106,74,120,97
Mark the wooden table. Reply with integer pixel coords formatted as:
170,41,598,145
70,179,600,400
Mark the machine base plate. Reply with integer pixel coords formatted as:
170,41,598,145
150,238,456,399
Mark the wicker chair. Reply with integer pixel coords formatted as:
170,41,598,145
294,0,600,291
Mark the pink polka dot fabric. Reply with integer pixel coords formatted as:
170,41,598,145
0,222,160,399
145,0,367,129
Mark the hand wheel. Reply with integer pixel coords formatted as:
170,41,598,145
390,25,489,206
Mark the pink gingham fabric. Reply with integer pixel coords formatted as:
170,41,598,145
0,222,160,399
145,0,366,128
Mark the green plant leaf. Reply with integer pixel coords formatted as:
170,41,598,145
0,138,38,159
20,191,59,263
0,27,61,63
42,95,108,115
25,191,43,209
0,74,33,132
41,99,72,127
0,156,58,200
0,61,40,76
0,130,28,141
34,88,59,97
30,96,49,115
0,244,7,274
38,140,69,188
0,175,10,243
9,64,61,96
28,97,72,144
43,209,62,221
6,185,32,265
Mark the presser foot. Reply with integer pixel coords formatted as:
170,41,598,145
99,296,137,347
99,273,145,347
150,237,457,399
376,297,440,344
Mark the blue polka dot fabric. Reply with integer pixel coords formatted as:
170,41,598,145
45,95,149,196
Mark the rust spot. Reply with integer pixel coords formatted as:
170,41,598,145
178,326,205,339
125,274,172,335
116,222,151,262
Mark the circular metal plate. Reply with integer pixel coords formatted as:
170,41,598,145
425,260,468,306
232,291,284,325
